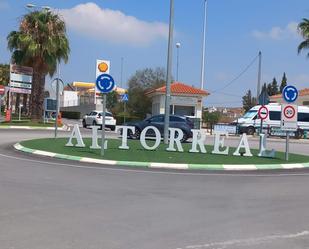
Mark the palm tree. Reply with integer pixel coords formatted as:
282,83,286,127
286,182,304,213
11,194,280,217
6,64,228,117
298,18,309,57
7,10,70,121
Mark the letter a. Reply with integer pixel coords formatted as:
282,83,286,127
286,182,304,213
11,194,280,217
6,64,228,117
233,133,252,157
66,124,85,147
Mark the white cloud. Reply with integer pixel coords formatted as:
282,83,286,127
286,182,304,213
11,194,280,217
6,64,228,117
59,2,169,46
252,21,299,40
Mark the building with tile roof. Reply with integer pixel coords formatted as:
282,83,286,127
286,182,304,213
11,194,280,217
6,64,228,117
270,88,309,106
146,82,210,119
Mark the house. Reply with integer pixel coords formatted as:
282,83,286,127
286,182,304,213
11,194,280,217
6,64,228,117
146,82,209,119
270,88,309,106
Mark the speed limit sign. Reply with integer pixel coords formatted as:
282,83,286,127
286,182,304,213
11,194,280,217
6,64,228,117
281,104,298,131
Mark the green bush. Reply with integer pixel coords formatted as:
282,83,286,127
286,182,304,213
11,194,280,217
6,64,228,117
115,114,141,125
61,111,81,120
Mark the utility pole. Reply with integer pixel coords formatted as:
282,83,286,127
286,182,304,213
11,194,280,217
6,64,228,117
257,51,262,100
176,42,181,81
164,0,174,144
120,57,124,88
200,0,208,90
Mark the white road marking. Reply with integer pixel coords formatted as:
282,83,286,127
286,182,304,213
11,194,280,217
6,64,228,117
150,163,189,170
223,164,257,170
281,164,304,169
80,157,117,165
179,230,309,249
32,150,57,157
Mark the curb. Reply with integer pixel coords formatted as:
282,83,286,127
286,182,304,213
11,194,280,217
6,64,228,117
13,143,309,171
0,125,70,131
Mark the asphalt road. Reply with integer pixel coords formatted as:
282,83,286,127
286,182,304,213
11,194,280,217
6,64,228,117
1,129,309,249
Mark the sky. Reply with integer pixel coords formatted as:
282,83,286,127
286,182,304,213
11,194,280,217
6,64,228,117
0,0,309,107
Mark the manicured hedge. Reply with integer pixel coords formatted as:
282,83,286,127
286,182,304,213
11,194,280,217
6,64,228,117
61,111,81,120
115,114,141,125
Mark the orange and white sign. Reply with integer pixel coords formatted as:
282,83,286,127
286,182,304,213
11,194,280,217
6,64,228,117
96,60,110,78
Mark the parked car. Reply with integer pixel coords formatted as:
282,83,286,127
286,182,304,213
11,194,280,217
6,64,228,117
82,110,116,131
234,104,309,138
124,114,194,142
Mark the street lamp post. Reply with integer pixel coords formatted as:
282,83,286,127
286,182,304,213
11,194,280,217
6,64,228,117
176,42,181,81
200,0,208,90
163,0,175,145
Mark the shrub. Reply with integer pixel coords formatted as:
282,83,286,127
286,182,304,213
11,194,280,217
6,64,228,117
61,111,80,120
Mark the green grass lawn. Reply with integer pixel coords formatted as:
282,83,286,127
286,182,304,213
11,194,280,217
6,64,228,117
20,138,309,165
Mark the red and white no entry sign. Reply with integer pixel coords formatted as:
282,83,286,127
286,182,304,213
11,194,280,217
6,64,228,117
258,105,269,120
283,105,296,119
0,88,5,95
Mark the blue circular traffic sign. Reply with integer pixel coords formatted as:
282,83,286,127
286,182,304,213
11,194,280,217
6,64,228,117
96,74,115,93
282,85,298,103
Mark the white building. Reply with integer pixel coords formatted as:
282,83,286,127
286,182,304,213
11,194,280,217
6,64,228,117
146,82,209,119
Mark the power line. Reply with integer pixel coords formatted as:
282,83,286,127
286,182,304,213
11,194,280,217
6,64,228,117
206,100,242,105
214,92,243,98
211,53,259,94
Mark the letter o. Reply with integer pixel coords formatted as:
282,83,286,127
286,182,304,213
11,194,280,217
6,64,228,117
140,126,161,150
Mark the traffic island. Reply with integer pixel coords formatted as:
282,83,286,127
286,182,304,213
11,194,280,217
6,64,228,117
15,138,309,171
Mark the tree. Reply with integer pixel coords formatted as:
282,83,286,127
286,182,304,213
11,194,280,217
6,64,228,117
127,67,166,119
106,91,119,111
7,10,70,121
298,18,309,57
266,78,279,96
202,111,221,134
0,64,9,86
242,89,257,112
280,72,287,93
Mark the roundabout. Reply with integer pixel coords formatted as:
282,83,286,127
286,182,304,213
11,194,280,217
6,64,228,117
15,137,309,171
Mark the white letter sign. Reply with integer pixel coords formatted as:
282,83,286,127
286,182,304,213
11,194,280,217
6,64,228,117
233,133,253,157
140,126,161,150
189,129,206,153
212,131,229,155
258,134,275,158
166,128,184,152
90,126,100,149
116,126,135,150
66,124,85,147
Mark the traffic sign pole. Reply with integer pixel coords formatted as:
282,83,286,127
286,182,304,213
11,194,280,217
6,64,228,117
124,101,126,124
101,94,107,156
95,73,115,157
285,132,289,161
281,85,298,161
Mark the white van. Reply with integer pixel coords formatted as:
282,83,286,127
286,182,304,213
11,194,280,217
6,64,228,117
236,103,309,138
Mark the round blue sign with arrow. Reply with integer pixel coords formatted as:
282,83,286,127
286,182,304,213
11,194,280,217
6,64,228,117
96,74,115,93
282,85,298,103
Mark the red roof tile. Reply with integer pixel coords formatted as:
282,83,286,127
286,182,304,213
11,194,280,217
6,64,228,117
147,82,209,96
271,88,309,99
